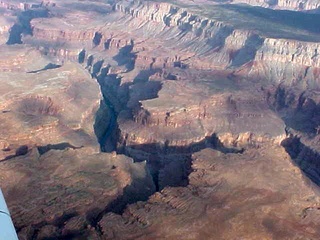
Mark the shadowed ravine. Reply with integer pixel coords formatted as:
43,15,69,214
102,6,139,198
282,135,320,185
7,8,49,45
88,55,244,193
3,0,320,239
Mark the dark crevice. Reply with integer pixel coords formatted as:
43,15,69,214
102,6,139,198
173,61,188,69
27,63,62,74
80,48,245,237
133,68,161,83
90,56,243,191
78,49,86,64
94,71,120,152
93,32,103,47
118,133,244,191
266,86,320,135
7,9,49,45
164,72,177,80
281,135,320,185
52,212,79,228
104,39,111,50
1,145,29,162
86,55,94,69
37,142,83,155
18,211,81,240
7,24,23,44
91,60,104,77
112,40,137,72
85,173,155,233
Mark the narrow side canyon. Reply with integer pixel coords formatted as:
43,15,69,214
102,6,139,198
1,0,320,239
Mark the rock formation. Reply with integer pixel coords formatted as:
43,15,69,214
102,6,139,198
0,45,100,160
100,145,320,239
1,147,154,239
1,0,320,239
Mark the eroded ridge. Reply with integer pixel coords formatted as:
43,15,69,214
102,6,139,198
1,0,320,239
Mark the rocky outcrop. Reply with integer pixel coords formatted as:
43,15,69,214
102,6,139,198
250,38,320,86
0,14,14,44
117,80,286,150
24,0,320,87
113,1,256,68
0,44,156,239
0,0,55,11
0,46,101,160
16,0,320,183
112,1,320,85
0,147,155,239
0,1,21,10
229,0,320,10
99,145,320,239
1,1,320,239
32,26,96,42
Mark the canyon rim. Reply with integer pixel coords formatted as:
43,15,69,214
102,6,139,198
1,0,320,239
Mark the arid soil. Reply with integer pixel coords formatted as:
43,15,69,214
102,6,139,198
1,0,320,239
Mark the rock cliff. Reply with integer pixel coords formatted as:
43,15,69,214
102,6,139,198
0,36,156,240
1,0,320,239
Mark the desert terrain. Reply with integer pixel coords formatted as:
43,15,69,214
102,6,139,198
1,0,320,239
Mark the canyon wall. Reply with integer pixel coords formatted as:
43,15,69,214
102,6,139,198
21,0,320,89
1,0,320,238
16,0,319,153
231,0,320,10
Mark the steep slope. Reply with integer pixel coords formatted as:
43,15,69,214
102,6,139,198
1,0,320,239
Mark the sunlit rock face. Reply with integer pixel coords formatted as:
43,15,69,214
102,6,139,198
157,0,320,11
1,0,320,239
0,45,101,161
0,13,14,45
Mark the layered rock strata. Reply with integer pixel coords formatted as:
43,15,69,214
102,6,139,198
0,46,101,160
1,0,320,239
99,145,320,239
25,0,320,88
0,43,156,239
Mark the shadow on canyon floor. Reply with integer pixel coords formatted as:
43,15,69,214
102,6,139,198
27,63,62,74
1,145,29,162
118,133,244,191
113,42,137,72
37,142,82,155
7,9,49,45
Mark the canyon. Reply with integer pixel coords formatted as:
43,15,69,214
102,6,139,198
0,0,320,239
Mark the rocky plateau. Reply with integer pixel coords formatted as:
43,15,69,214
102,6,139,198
0,0,320,239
